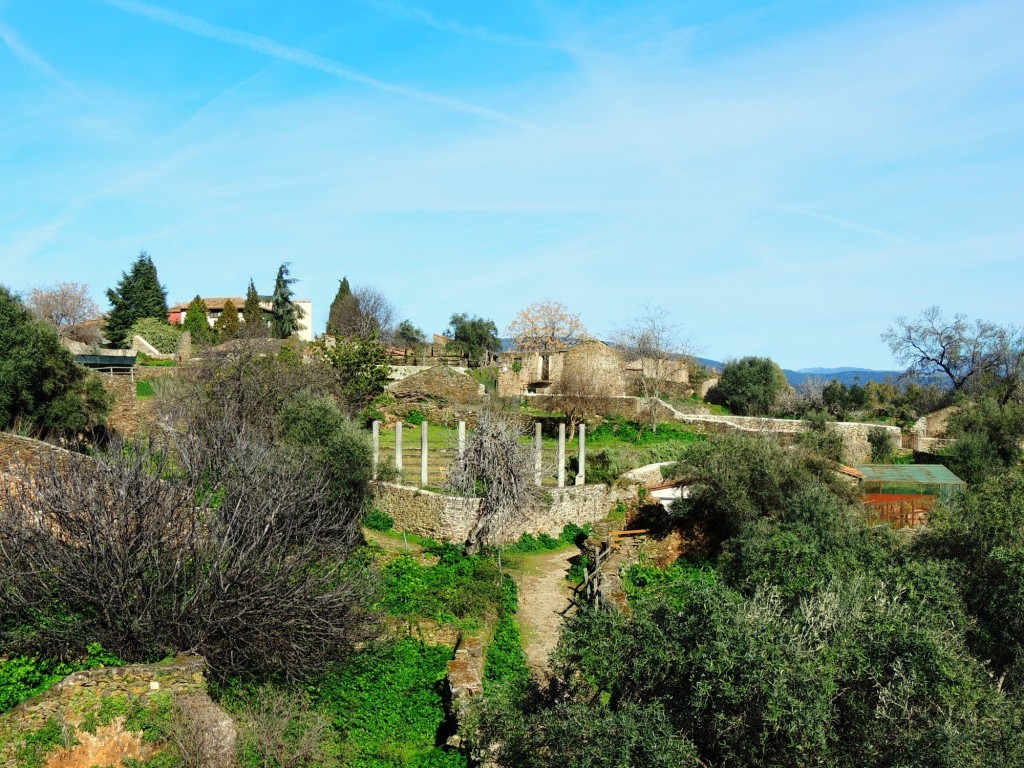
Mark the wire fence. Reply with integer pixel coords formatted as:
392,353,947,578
372,420,587,488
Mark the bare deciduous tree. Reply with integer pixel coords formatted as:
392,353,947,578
882,306,1024,403
506,299,587,352
28,281,100,339
446,410,542,554
328,284,397,342
613,305,691,431
556,349,619,440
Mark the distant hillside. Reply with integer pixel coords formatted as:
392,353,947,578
692,357,904,388
505,346,907,389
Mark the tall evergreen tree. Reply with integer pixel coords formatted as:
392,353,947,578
214,299,240,341
270,264,304,339
241,279,267,338
327,277,357,336
104,251,169,347
182,296,214,346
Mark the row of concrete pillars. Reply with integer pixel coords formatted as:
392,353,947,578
371,420,586,488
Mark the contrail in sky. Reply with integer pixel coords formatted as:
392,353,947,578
0,19,86,99
96,0,543,131
779,204,913,246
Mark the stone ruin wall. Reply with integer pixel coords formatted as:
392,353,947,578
0,657,210,766
373,482,632,544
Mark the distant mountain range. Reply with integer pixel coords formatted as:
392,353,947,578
693,358,905,388
498,344,907,389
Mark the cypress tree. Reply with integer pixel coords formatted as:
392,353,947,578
241,279,267,338
182,296,214,346
270,264,304,339
214,299,240,341
104,251,169,347
327,277,352,335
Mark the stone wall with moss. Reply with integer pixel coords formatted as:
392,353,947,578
0,656,211,766
373,482,631,543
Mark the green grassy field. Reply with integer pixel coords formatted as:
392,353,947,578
374,417,703,485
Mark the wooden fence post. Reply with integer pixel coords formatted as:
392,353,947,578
534,422,543,486
420,421,429,487
557,423,566,488
576,423,586,486
395,421,403,473
372,420,380,477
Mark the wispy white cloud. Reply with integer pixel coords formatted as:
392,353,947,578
0,19,86,99
95,0,545,131
365,0,558,50
776,204,914,247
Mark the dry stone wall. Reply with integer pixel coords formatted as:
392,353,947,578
0,432,81,478
374,482,631,543
0,656,212,766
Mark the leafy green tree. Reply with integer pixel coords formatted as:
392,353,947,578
667,433,854,541
310,335,392,416
918,466,1024,693
0,287,111,435
710,356,788,416
822,379,849,420
127,317,182,354
270,263,304,339
181,295,215,346
446,313,499,366
539,564,1021,768
394,320,425,348
240,279,267,338
104,251,168,347
213,298,239,342
883,306,1024,403
867,425,896,462
279,392,373,510
938,397,1024,484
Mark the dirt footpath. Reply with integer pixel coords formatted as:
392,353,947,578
508,549,578,680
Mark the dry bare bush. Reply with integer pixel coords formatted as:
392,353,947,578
446,410,542,553
0,438,378,678
237,686,334,768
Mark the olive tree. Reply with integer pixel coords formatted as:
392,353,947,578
882,306,1024,404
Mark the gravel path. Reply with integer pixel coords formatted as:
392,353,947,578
508,549,578,680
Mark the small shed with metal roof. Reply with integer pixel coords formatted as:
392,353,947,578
849,464,965,528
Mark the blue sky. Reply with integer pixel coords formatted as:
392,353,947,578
1,0,1021,369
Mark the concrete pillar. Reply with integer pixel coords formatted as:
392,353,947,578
534,422,543,486
576,423,586,486
372,420,380,475
395,421,403,472
458,421,466,457
420,421,429,487
557,423,566,488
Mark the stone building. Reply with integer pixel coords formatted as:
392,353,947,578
496,340,688,398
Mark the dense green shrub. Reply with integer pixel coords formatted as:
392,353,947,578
483,615,529,693
502,524,587,555
0,287,111,436
708,356,788,416
363,508,394,532
0,643,123,714
667,432,855,541
377,550,509,625
128,317,182,354
868,424,896,462
316,639,466,767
